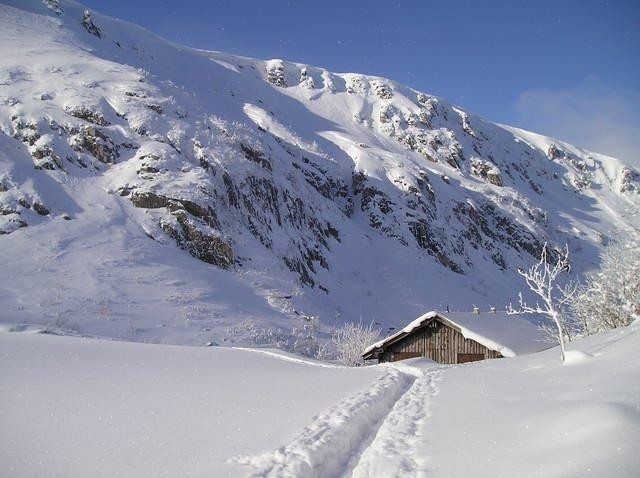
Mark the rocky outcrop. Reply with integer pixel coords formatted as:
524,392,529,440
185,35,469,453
619,167,638,193
130,191,231,267
240,143,271,171
292,160,352,216
453,199,546,267
43,0,63,15
82,10,102,38
266,60,286,87
73,126,119,164
298,68,315,89
64,106,109,126
373,82,393,100
32,202,49,216
408,219,462,273
130,191,219,228
547,144,562,160
470,158,503,186
161,211,234,269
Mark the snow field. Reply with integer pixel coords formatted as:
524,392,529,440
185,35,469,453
0,330,385,477
2,321,639,477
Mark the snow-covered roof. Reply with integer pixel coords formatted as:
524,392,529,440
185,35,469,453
363,311,553,358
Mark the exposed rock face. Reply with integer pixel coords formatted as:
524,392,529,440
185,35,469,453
43,0,63,15
298,68,315,89
64,106,109,126
32,202,49,216
619,167,639,193
240,144,271,171
373,82,393,100
130,191,232,268
161,211,234,269
130,191,219,228
453,200,546,269
547,144,561,160
266,60,287,87
470,158,503,186
82,10,102,38
73,127,119,164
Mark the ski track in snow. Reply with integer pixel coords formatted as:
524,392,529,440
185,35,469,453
232,364,443,478
349,366,443,477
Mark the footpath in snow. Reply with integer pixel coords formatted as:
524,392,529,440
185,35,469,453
234,359,443,478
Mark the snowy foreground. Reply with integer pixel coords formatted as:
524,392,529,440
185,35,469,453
0,1,638,347
2,323,639,478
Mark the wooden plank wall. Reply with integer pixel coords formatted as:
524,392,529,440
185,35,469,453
381,318,501,364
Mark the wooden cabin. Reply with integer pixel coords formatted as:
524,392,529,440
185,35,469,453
362,311,552,364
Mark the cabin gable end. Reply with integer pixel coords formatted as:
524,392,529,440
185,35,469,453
378,316,501,364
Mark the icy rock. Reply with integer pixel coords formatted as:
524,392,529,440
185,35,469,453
619,167,638,193
82,10,102,38
470,158,503,186
74,126,118,163
32,202,49,216
547,143,562,160
64,106,110,126
161,210,234,269
42,0,63,16
265,60,287,87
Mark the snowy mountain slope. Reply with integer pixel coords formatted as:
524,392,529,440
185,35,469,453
0,0,638,344
2,320,638,477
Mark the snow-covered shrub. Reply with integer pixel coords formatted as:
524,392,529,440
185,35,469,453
569,233,640,334
42,315,82,335
332,321,380,366
292,315,320,357
226,316,324,356
228,320,291,349
313,341,333,361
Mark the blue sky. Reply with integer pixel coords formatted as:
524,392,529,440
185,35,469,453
83,0,640,161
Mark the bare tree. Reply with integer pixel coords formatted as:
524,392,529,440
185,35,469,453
515,243,576,362
332,321,381,367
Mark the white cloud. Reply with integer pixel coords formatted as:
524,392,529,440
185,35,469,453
515,81,640,166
